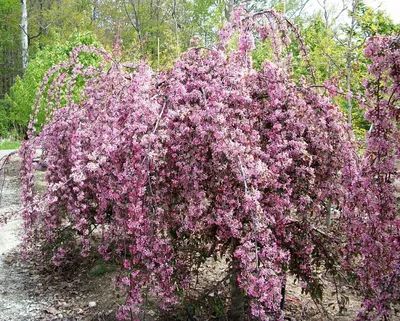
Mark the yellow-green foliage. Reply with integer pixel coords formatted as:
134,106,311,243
0,32,102,137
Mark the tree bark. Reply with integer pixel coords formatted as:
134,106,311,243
21,0,28,73
326,198,332,227
230,242,244,321
346,0,358,126
225,0,234,21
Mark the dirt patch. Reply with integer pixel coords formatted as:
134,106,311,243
284,274,361,321
0,249,120,320
0,154,119,321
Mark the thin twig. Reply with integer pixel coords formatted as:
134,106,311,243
238,157,259,270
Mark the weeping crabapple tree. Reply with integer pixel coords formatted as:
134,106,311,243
18,7,399,321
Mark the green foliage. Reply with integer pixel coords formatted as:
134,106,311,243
351,1,400,37
114,0,225,69
301,14,342,82
0,99,13,136
344,1,400,136
1,0,398,140
252,37,274,70
0,0,21,98
27,0,94,49
1,32,102,137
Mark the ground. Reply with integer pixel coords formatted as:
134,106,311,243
0,151,380,321
0,152,118,320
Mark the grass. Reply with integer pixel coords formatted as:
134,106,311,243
0,139,21,150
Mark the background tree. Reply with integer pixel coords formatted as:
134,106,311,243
21,0,29,72
0,0,21,136
1,32,101,136
295,0,399,135
0,0,21,99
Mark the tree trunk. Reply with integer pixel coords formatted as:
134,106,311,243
91,0,99,22
230,242,244,321
346,55,352,125
326,198,332,227
346,0,358,126
225,0,234,21
20,0,28,73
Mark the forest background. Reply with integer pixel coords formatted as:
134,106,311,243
0,0,399,142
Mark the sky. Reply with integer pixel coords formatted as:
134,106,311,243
364,0,400,23
305,0,400,24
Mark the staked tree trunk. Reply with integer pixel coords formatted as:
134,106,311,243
20,0,28,73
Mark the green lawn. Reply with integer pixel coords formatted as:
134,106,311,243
0,139,21,150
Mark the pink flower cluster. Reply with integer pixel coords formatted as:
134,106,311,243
19,10,399,321
340,35,400,320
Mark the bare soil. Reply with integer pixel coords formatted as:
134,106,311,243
0,153,119,320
